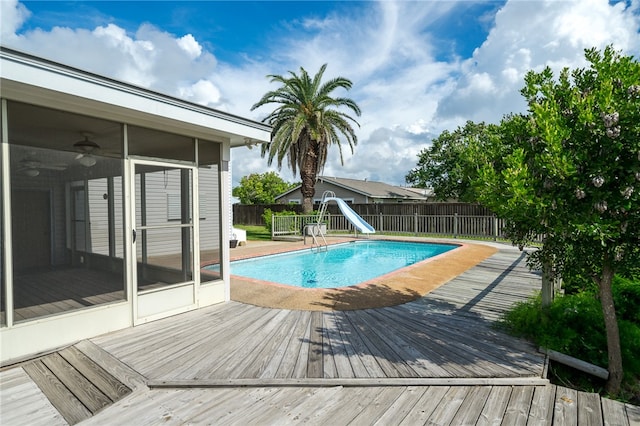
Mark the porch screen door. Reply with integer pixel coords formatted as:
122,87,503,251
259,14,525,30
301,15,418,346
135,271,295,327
131,160,197,322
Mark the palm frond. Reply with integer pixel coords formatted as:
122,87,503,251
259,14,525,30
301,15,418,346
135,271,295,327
250,63,361,183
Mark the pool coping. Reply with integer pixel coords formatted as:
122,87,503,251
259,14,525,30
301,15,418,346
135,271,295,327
230,237,499,311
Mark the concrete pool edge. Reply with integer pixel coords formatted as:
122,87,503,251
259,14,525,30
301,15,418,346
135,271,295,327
230,240,499,311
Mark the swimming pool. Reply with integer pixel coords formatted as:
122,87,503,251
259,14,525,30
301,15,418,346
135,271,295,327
211,240,458,289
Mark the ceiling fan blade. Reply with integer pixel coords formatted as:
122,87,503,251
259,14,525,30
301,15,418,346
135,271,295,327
40,164,67,171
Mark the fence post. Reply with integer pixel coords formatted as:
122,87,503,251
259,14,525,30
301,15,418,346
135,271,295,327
271,213,275,240
453,213,458,238
379,212,383,233
493,215,498,241
414,212,418,236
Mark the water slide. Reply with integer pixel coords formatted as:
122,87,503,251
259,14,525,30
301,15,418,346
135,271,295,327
324,197,375,234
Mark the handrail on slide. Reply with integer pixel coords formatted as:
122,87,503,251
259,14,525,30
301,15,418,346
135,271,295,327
308,190,375,251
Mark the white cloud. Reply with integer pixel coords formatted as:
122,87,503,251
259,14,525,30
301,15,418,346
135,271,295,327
3,0,640,188
176,34,202,59
406,120,429,136
178,80,222,107
437,0,640,124
0,0,30,40
92,24,157,86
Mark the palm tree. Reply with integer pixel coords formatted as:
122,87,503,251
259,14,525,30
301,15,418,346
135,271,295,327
251,64,361,213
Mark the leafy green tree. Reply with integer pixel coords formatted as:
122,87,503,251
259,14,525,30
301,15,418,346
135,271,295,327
472,46,640,395
251,64,361,213
232,172,296,204
405,121,499,202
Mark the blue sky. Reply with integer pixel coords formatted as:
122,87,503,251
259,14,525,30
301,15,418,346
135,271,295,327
2,0,640,187
17,1,501,62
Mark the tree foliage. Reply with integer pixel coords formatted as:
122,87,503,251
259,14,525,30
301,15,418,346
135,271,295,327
232,172,296,205
470,46,640,395
251,64,361,213
405,121,501,202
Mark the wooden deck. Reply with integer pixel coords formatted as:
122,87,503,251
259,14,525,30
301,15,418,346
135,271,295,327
2,245,639,425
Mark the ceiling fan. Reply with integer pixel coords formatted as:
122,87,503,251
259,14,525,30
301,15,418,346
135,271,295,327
73,132,100,167
17,153,67,177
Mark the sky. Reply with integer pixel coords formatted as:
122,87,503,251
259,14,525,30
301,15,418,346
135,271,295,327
2,0,640,189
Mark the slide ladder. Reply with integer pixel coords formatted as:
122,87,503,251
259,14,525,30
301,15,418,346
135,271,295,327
307,191,332,251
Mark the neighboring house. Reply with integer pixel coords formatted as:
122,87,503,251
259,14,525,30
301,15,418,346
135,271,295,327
0,47,270,364
275,176,432,204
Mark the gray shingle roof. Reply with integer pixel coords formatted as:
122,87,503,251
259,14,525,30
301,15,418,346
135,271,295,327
276,176,432,200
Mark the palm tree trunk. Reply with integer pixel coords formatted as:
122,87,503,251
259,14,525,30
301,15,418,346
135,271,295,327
300,140,319,214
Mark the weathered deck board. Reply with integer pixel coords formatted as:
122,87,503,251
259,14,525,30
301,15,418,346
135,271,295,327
627,403,640,425
5,246,639,425
307,311,324,378
58,346,129,402
503,385,535,425
554,385,579,426
343,309,416,377
450,385,492,424
86,248,546,383
0,367,67,426
372,386,428,425
423,385,470,424
476,385,512,425
40,353,112,414
322,311,355,378
13,341,136,426
73,340,145,391
274,310,312,378
527,384,557,425
398,385,450,425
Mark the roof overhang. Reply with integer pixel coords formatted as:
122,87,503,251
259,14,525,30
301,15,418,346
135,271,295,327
0,47,271,147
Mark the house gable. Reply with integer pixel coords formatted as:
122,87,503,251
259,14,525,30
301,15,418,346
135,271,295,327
275,176,430,204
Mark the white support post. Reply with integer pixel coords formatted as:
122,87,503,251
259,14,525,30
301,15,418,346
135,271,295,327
1,99,13,327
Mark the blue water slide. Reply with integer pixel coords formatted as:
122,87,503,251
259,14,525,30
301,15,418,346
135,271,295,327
324,197,375,233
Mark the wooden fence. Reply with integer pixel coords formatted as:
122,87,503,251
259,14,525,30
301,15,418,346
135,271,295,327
272,213,506,241
234,203,494,226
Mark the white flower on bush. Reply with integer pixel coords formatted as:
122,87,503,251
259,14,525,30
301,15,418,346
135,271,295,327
575,188,586,199
594,201,608,213
606,126,621,138
602,112,619,128
621,187,634,199
592,176,605,187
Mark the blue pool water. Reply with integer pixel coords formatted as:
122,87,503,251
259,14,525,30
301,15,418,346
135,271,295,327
213,240,458,289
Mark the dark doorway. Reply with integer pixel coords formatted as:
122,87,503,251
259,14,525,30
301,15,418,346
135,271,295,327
12,190,51,272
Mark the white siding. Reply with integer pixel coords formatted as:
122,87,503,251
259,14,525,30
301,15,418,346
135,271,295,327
199,165,220,252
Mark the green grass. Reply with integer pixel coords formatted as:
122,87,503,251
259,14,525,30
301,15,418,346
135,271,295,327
233,225,271,241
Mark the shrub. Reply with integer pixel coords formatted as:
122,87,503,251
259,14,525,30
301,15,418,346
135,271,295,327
262,208,298,233
613,276,640,323
499,276,640,384
262,208,273,232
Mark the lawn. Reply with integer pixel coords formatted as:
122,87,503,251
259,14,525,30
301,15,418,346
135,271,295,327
233,225,271,241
